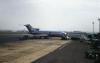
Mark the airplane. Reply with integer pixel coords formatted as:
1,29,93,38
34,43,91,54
23,24,69,40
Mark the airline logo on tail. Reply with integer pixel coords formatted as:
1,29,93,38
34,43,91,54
24,24,39,34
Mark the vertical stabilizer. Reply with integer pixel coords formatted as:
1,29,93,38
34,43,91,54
24,24,39,34
24,24,33,33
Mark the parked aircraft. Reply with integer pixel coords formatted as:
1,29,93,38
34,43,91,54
24,24,69,40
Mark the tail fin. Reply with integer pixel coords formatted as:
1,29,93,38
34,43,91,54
24,24,39,34
24,24,33,33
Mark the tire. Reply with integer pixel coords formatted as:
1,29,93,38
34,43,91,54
85,52,89,58
94,54,100,63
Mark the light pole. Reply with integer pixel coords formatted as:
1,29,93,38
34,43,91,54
92,21,94,34
92,21,94,38
98,18,100,33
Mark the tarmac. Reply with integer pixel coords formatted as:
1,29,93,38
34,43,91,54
0,39,69,63
0,38,93,63
32,40,93,63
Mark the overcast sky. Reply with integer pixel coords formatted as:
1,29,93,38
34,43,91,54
0,0,100,32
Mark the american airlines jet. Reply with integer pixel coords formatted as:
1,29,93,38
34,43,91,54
24,24,69,40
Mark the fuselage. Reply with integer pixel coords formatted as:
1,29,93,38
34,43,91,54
24,24,67,39
31,30,66,37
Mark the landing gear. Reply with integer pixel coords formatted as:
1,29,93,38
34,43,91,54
40,36,49,39
19,35,29,40
61,37,67,40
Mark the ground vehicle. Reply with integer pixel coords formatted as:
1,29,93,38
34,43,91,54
23,24,69,40
85,39,100,61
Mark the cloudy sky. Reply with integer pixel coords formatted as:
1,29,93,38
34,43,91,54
0,0,100,32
